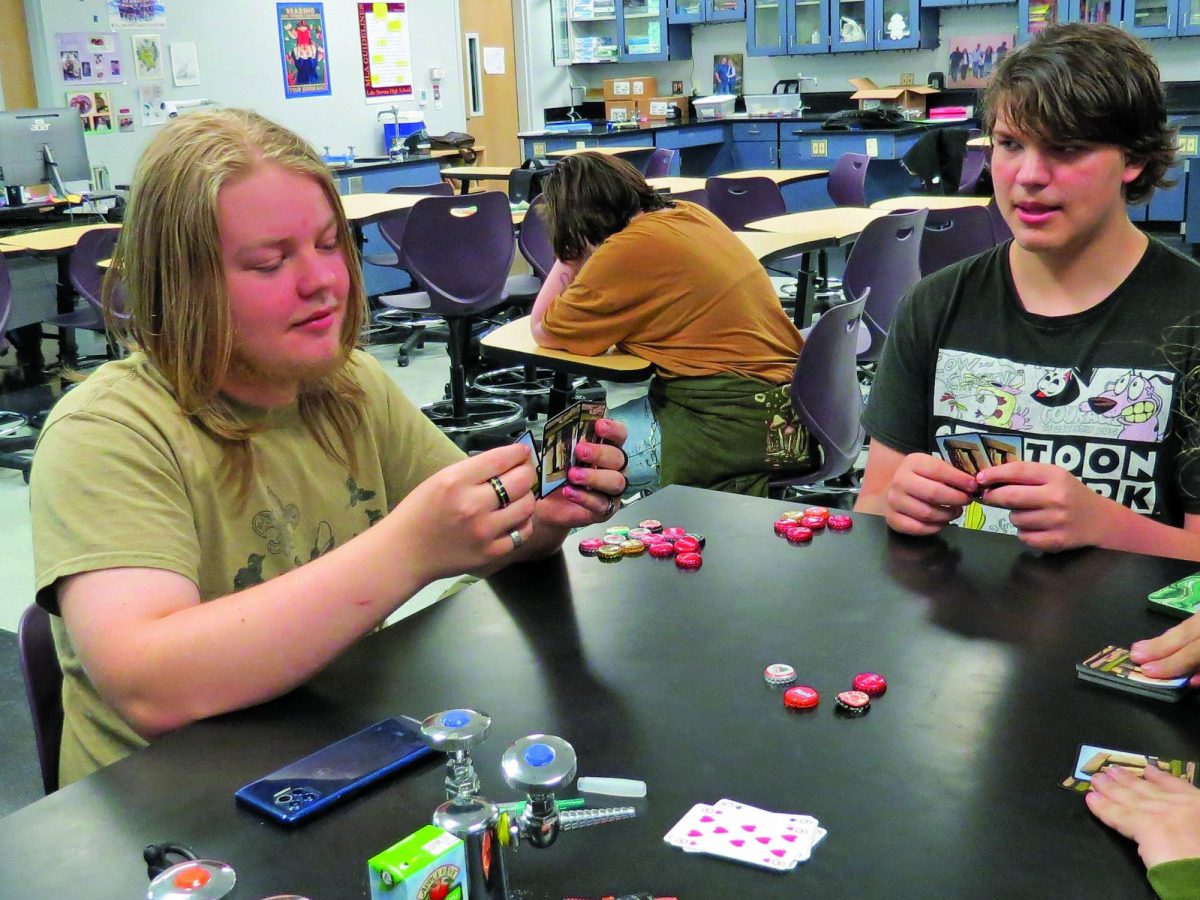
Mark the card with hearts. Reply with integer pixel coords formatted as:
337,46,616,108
663,800,822,871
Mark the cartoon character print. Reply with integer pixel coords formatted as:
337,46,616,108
1077,370,1171,443
941,370,1031,432
1032,368,1082,408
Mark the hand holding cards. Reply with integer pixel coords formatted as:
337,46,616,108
663,798,825,871
518,399,607,497
1076,645,1192,702
1061,744,1197,793
935,431,1023,480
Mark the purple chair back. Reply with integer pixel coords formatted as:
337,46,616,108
987,197,1013,244
771,293,869,493
919,205,996,277
704,176,786,231
68,229,119,309
844,208,928,363
518,194,554,281
827,152,870,207
0,252,12,353
18,603,63,795
378,182,456,258
644,147,677,178
400,191,516,317
672,188,710,209
957,149,986,194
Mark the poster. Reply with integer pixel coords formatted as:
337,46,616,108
108,0,167,29
712,53,742,96
277,4,331,98
358,2,413,100
118,107,135,132
138,83,167,126
946,34,1013,88
65,90,115,134
169,41,200,86
133,34,164,80
57,33,123,85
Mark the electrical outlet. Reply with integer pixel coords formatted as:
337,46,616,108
348,176,364,194
810,139,828,158
576,140,587,149
1179,134,1199,156
533,141,547,156
866,138,879,157
900,72,914,86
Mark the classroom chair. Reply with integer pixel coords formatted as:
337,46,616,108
643,147,677,179
671,188,709,209
0,254,38,481
40,228,127,366
843,209,928,367
919,205,996,277
18,603,63,795
399,191,527,445
767,293,868,501
987,197,1014,244
367,182,456,366
827,152,870,208
704,176,785,231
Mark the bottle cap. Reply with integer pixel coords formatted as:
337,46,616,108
764,663,797,685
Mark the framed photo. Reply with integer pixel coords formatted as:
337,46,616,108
132,33,164,80
946,34,1013,89
277,3,331,98
169,41,200,86
712,53,742,96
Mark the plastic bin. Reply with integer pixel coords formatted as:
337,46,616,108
744,93,800,117
693,94,736,120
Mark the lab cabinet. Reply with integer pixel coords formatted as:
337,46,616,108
1017,0,1118,45
552,0,692,65
1122,0,1200,37
668,0,746,22
830,0,937,51
746,0,832,55
730,122,780,168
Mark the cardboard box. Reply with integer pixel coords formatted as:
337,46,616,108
643,96,684,120
602,75,657,100
849,77,939,117
605,100,638,123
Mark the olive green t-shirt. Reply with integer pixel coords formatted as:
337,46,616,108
30,350,464,786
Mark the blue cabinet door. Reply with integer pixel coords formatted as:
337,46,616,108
706,0,747,19
667,0,705,21
831,0,874,50
618,0,692,61
1180,0,1200,33
746,0,788,55
874,0,929,49
787,0,833,53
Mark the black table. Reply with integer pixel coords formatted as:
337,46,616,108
2,485,1196,899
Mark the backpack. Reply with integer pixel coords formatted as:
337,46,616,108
508,157,557,204
427,131,477,164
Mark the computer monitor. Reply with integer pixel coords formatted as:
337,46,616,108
0,107,91,205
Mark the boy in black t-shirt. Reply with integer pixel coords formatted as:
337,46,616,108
856,23,1200,562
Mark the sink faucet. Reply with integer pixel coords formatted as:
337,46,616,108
796,73,818,116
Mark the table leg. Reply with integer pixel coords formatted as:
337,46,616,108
7,324,46,385
794,267,816,330
55,255,78,367
548,372,574,418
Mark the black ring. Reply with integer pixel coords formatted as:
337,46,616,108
615,444,629,474
488,476,510,510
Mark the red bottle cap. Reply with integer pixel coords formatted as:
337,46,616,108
673,535,701,553
799,515,827,531
662,526,687,538
675,551,703,570
803,506,830,520
828,514,853,531
852,672,887,696
638,518,663,532
836,690,871,714
578,538,604,557
786,526,814,544
774,518,797,536
648,541,676,558
784,685,820,709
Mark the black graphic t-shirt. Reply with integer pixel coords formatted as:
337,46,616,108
864,237,1200,535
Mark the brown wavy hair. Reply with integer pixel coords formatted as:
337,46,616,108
103,108,367,499
982,23,1176,204
540,151,673,262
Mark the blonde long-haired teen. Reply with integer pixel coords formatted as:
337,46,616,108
31,109,628,786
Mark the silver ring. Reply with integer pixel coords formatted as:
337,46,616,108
489,476,510,510
509,529,523,550
604,497,618,518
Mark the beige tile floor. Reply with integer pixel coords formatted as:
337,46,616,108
0,331,649,634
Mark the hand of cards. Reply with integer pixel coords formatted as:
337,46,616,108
1061,743,1197,793
516,399,607,498
935,431,1023,476
663,798,825,871
1076,645,1192,702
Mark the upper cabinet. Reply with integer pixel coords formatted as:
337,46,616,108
748,0,934,54
668,0,747,22
1123,0,1200,36
553,0,692,64
1017,0,1124,44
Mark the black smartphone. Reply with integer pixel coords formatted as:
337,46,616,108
234,716,432,825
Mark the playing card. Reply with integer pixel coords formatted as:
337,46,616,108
1076,645,1191,702
663,801,810,871
538,400,608,497
978,432,1023,467
1060,743,1198,793
715,798,820,863
1147,573,1200,619
936,432,990,476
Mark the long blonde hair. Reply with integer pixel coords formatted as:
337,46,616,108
104,108,367,497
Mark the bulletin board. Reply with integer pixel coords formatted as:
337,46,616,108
358,2,413,99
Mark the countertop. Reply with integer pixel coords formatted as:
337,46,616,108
519,115,939,139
